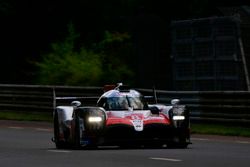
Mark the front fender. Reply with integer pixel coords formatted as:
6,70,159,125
74,107,106,131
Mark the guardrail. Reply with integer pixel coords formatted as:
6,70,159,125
139,89,250,126
0,84,103,112
0,84,250,126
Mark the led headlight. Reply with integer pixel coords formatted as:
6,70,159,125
173,115,185,121
173,107,184,115
88,116,102,123
172,105,186,121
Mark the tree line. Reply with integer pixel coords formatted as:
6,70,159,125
0,0,245,87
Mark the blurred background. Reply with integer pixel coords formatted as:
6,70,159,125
0,0,248,90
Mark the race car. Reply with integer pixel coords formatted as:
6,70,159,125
52,83,191,149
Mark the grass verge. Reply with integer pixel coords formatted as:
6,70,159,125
191,123,250,137
0,111,52,122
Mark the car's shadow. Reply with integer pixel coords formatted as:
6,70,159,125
47,144,192,151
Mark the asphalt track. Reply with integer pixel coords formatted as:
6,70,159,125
0,120,250,167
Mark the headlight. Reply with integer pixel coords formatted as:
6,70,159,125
173,115,185,120
171,106,186,121
88,116,102,123
172,107,184,115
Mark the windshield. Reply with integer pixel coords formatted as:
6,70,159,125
106,96,146,111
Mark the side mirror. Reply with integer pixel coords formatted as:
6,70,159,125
150,106,160,115
71,101,81,107
171,99,180,105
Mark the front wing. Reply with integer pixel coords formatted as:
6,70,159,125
79,123,190,146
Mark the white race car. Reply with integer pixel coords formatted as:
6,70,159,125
52,83,191,149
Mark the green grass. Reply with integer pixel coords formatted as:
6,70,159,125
0,111,52,122
191,123,250,137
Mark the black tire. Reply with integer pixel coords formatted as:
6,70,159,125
74,118,97,150
167,136,189,149
53,111,65,149
167,143,188,149
74,117,100,149
177,129,190,148
143,142,163,149
119,144,135,149
177,143,188,149
74,116,81,149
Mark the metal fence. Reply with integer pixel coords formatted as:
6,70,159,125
0,84,250,126
171,16,247,91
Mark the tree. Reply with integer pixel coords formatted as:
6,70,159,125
94,31,134,85
35,23,134,86
35,23,103,86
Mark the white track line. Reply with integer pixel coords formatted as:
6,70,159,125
34,128,52,132
193,138,250,144
8,127,24,130
192,138,210,141
150,157,182,162
8,126,52,132
48,150,72,153
236,141,250,144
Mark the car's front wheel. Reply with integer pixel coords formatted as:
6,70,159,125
53,111,65,149
73,116,82,149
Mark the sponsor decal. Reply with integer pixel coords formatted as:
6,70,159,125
130,114,144,131
105,111,170,127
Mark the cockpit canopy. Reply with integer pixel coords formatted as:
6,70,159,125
97,89,148,111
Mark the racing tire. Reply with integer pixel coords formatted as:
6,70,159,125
74,118,98,150
177,143,188,149
167,136,189,149
53,111,65,149
73,116,82,149
144,143,163,149
119,144,141,149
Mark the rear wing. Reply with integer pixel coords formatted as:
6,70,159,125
52,89,99,109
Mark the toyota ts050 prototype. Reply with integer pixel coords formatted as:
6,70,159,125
52,83,191,149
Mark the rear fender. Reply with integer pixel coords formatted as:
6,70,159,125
74,107,106,131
